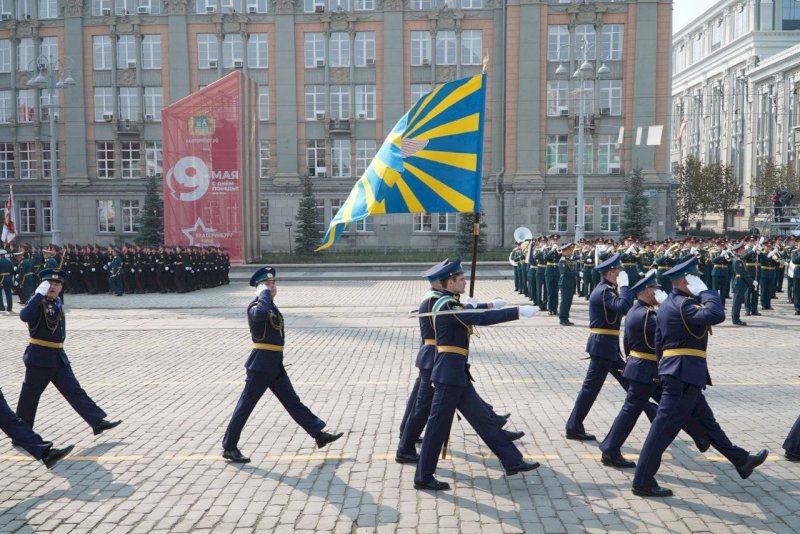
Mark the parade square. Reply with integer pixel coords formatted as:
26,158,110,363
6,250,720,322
0,278,798,533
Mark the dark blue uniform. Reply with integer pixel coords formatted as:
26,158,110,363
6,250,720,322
632,287,751,490
544,248,560,314
222,289,326,451
414,293,523,485
16,293,107,430
566,278,646,436
1,388,52,460
0,255,13,311
784,416,800,459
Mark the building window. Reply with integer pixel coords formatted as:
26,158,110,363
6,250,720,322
547,80,568,116
121,141,141,179
97,200,116,232
353,0,373,10
38,0,58,18
601,24,623,61
307,140,326,176
411,31,431,66
97,141,115,178
711,20,722,50
598,135,620,174
222,34,243,68
410,0,432,9
784,0,800,30
437,212,457,232
0,143,14,179
40,37,58,64
315,200,325,232
220,0,243,13
327,0,348,10
572,135,593,174
355,139,375,176
144,87,163,121
330,199,344,222
547,25,570,62
576,201,593,233
93,36,112,70
354,32,375,66
145,141,162,176
118,87,140,121
19,142,35,179
436,31,456,66
17,89,35,123
94,87,113,121
734,5,747,38
0,90,11,123
548,199,568,232
691,33,703,64
598,79,622,116
461,0,481,8
19,200,36,233
600,197,620,233
248,33,268,68
140,0,162,14
413,213,432,232
259,140,270,178
197,34,218,69
411,84,431,105
195,0,215,13
42,199,52,233
259,198,269,232
92,0,112,15
116,0,137,15
304,33,325,68
356,217,373,232
461,30,482,66
305,84,326,119
17,38,34,71
42,142,59,178
122,199,140,232
258,85,269,121
117,35,136,68
354,85,375,120
141,35,161,70
329,32,350,67
574,79,595,114
329,85,350,119
0,41,10,73
332,139,351,177
546,135,568,174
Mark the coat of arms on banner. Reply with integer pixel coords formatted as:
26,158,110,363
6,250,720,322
188,111,216,136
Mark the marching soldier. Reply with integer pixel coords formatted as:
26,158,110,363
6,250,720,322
743,244,761,316
558,243,577,326
730,242,754,326
0,248,13,311
544,237,560,316
16,268,122,436
535,240,548,311
17,249,36,303
620,237,641,287
710,246,732,308
631,257,768,497
413,259,540,490
221,266,344,463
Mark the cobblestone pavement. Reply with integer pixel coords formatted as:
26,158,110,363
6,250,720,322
0,279,799,533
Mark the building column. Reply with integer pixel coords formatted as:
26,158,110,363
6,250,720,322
273,3,299,185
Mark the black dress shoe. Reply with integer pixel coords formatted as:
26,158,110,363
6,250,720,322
505,460,540,476
560,321,574,326
93,419,122,436
632,485,673,497
751,311,762,316
601,453,636,468
499,412,511,421
10,440,20,447
395,451,419,464
222,449,250,463
566,431,596,441
736,449,768,479
745,311,751,316
416,437,423,444
315,431,344,449
694,439,711,453
503,429,525,441
42,445,74,469
414,477,450,490
785,451,800,462
733,320,747,326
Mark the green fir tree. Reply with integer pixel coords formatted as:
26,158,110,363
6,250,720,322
456,212,488,258
619,167,652,241
294,175,322,256
135,173,164,246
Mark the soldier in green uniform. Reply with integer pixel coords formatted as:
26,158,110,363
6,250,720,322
109,248,124,296
730,242,753,326
758,246,778,310
544,237,561,316
710,246,732,308
0,249,13,312
558,243,577,326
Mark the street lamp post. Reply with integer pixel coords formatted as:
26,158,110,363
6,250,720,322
27,56,75,247
556,40,609,242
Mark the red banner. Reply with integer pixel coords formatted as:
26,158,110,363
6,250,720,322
161,71,259,263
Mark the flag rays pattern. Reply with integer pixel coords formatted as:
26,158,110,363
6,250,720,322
317,73,486,251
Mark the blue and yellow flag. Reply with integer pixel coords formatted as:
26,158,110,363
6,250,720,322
317,73,486,251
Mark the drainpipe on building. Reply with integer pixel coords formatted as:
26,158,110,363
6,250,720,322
494,0,507,249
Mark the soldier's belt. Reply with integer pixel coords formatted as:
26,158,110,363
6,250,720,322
253,343,284,351
547,263,558,266
530,266,536,269
590,328,620,336
745,263,757,267
0,272,9,275
621,263,637,267
29,338,64,349
422,339,436,346
629,350,657,362
760,266,775,270
437,345,469,356
662,348,706,358
657,266,670,270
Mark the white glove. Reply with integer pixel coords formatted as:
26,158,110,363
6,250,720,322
626,245,636,255
686,274,709,296
579,272,584,279
255,284,269,297
752,280,758,289
518,305,537,318
617,271,629,288
490,298,506,309
463,296,479,308
654,289,668,304
35,281,50,296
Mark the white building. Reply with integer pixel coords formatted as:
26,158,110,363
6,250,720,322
671,0,800,231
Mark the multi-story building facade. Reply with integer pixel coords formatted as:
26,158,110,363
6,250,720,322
671,0,800,231
0,0,673,253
